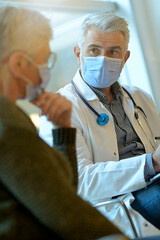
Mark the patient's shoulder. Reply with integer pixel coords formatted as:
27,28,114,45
0,95,36,133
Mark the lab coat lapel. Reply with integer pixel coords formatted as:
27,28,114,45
121,88,154,152
72,69,99,102
122,92,135,126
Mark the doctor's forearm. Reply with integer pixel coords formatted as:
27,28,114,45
152,144,160,173
144,153,156,181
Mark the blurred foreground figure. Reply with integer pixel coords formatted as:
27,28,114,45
0,6,127,240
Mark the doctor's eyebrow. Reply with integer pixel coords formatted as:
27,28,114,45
87,44,103,49
108,46,122,51
87,44,123,51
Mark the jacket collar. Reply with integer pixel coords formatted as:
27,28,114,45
72,69,133,105
121,85,135,125
72,69,99,101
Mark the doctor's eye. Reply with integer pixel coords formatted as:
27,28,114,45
109,48,122,58
89,48,101,56
111,49,117,55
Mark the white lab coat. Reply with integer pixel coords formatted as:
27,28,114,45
39,69,160,238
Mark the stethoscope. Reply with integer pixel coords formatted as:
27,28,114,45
122,87,156,150
71,80,109,126
71,80,156,149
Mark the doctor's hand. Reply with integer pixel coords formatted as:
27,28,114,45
152,144,160,173
31,92,72,128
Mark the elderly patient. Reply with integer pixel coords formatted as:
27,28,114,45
0,6,127,240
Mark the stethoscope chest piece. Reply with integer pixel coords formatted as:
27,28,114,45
97,113,109,126
71,79,110,126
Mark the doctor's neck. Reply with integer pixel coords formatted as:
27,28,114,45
80,70,113,103
96,86,113,103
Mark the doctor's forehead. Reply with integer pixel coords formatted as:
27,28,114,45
82,27,126,49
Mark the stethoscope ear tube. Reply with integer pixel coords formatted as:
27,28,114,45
71,80,156,148
122,87,156,150
122,87,147,119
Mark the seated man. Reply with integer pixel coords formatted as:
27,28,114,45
39,11,160,238
0,6,126,240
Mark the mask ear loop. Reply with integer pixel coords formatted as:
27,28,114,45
15,54,36,85
22,54,47,85
79,53,84,78
20,74,34,85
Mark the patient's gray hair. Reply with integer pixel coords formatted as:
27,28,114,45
78,11,130,49
0,6,52,64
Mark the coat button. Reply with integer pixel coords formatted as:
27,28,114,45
144,223,148,227
114,152,117,155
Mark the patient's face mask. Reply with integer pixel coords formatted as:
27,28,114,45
21,55,51,100
81,56,122,88
24,66,50,100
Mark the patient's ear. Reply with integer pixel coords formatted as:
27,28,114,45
74,45,81,64
8,51,25,78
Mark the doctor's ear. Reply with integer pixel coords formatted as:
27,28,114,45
74,45,81,64
124,50,130,63
8,51,25,78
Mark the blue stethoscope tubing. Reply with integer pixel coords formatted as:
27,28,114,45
122,87,147,119
122,87,156,149
71,80,156,149
71,80,109,126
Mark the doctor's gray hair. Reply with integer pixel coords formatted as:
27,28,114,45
78,11,130,49
0,6,52,65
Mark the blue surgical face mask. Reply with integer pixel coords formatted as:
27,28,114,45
82,56,122,88
24,66,50,100
21,55,51,100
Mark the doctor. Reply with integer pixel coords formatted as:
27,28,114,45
39,11,160,238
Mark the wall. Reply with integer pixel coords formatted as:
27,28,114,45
5,0,160,116
131,0,160,113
